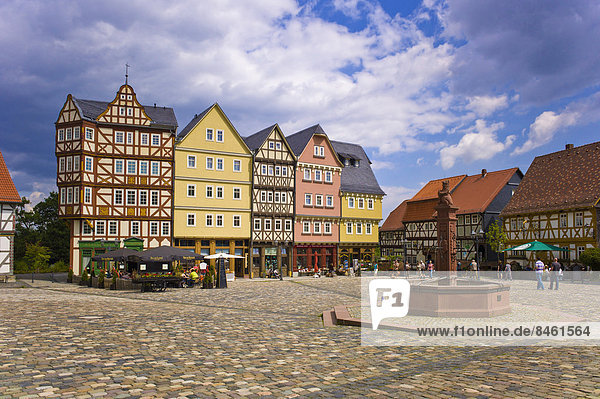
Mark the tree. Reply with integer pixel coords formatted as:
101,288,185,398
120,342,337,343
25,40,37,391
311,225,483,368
579,248,600,271
23,242,51,273
486,219,507,255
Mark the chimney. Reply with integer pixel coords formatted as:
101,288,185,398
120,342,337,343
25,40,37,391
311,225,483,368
565,144,574,150
481,169,487,177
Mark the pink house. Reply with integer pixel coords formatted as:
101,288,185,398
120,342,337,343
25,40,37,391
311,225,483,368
287,125,343,272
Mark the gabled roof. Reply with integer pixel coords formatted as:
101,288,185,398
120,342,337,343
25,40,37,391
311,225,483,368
286,124,326,156
410,175,466,201
0,150,21,203
502,142,600,216
403,199,437,222
380,200,408,231
176,104,213,139
451,168,521,215
71,98,178,129
243,124,278,151
331,140,385,196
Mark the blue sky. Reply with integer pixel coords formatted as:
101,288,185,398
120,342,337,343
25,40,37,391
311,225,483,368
1,0,599,220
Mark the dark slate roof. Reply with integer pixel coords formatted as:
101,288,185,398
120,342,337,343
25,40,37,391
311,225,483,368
331,140,385,196
243,124,277,151
286,124,326,156
72,98,178,129
501,142,600,216
176,104,213,139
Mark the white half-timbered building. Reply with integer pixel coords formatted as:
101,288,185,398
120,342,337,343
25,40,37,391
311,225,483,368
0,150,21,281
243,124,296,277
55,83,177,275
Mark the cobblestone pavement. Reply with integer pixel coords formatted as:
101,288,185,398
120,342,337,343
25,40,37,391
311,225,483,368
1,278,599,398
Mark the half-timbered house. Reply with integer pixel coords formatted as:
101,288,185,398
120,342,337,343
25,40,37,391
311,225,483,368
379,200,408,259
501,143,600,267
55,83,177,275
287,125,343,273
0,150,21,281
173,104,252,278
243,124,296,277
332,141,385,266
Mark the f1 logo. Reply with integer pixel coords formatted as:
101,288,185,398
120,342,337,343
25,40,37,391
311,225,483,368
369,279,410,330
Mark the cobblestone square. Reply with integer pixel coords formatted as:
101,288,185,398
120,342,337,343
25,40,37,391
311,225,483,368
1,278,599,398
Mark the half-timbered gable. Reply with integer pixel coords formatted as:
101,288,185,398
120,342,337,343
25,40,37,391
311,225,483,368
0,150,21,279
55,83,177,275
243,124,296,277
501,142,600,267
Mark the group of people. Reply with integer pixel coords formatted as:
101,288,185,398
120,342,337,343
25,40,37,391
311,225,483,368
180,261,208,287
391,260,436,278
535,257,562,290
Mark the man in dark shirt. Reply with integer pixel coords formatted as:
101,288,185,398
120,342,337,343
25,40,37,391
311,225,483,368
549,258,561,290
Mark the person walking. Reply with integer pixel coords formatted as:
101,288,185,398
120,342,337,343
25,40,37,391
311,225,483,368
535,257,545,290
549,258,561,290
504,262,512,281
428,260,434,278
470,259,478,279
405,261,411,278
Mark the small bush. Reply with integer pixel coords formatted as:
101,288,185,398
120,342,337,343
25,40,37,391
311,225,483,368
67,269,73,283
98,272,105,287
81,270,89,285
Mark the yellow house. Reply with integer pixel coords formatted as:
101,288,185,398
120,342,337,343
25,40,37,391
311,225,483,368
332,141,385,266
174,103,252,277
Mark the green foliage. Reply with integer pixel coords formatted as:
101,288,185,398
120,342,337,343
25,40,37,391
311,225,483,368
98,272,105,287
81,270,89,283
579,248,600,271
486,219,507,254
204,263,215,287
23,242,51,273
68,268,73,283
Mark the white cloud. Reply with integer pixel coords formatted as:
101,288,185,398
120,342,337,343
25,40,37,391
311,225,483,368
465,95,508,117
439,120,515,169
370,160,395,170
381,185,419,222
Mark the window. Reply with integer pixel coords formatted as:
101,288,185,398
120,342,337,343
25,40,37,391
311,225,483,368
324,222,331,234
348,197,355,208
262,218,271,230
465,215,471,224
84,187,91,204
206,129,214,141
187,155,196,168
358,198,364,209
131,221,140,236
206,185,213,198
320,146,324,157
58,129,64,141
269,141,275,149
60,188,65,204
73,127,80,140
141,133,148,145
82,221,92,235
109,221,117,236
215,186,224,199
260,191,266,202
233,215,241,228
275,219,282,231
325,171,332,183
314,170,322,181
276,142,281,150
65,128,72,140
267,191,273,203
577,246,586,259
233,187,241,200
59,157,65,172
314,145,321,156
315,195,323,207
261,165,267,175
65,157,72,172
281,192,286,203
151,134,160,146
268,165,274,176
326,195,333,208
346,222,353,234
305,194,312,206
74,187,79,204
510,218,517,231
275,166,281,176
575,212,583,227
274,192,280,203
187,213,196,226
150,222,159,236
162,222,170,236
216,129,224,142
139,161,148,175
206,157,214,170
96,221,105,235
560,214,567,228
313,222,321,234
115,159,123,174
66,187,73,204
368,199,374,210
114,189,123,205
366,223,372,235
119,107,125,116
254,218,261,231
303,221,310,234
233,160,241,172
303,169,311,180
206,214,213,227
73,155,80,172
115,131,124,144
127,160,136,174
126,190,136,205
282,167,287,177
127,108,133,117
151,162,159,176
216,214,224,227
285,219,292,231
85,127,94,140
139,191,147,206
151,191,159,206
187,184,196,197
84,157,93,172
356,223,363,234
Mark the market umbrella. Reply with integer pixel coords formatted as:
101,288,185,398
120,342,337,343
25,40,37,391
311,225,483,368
203,253,244,259
502,240,568,252
91,248,139,262
131,246,204,262
204,253,244,289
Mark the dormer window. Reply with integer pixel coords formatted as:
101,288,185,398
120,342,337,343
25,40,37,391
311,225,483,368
355,160,360,167
344,159,350,166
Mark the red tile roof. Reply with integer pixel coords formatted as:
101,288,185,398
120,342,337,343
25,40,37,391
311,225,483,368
380,200,408,231
502,142,600,216
410,175,465,201
451,168,520,215
402,199,438,222
0,150,21,203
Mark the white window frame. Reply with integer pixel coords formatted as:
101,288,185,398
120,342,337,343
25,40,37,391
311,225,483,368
366,223,372,235
268,165,274,176
126,190,136,206
151,134,160,146
151,161,159,176
131,221,140,236
57,129,64,142
187,155,196,169
73,187,79,204
275,166,281,176
320,146,324,157
206,128,214,141
205,214,213,227
150,221,159,236
325,171,332,183
304,169,311,181
233,159,241,172
115,131,124,144
127,160,136,175
348,197,355,208
313,222,321,234
216,129,224,142
305,193,312,206
285,219,292,231
114,189,123,205
575,212,584,227
274,219,282,231
216,186,224,199
216,214,224,227
269,141,275,150
84,187,92,204
59,157,65,173
281,192,287,204
150,191,159,206
187,184,196,198
368,199,374,210
60,188,66,204
356,223,363,235
141,133,148,145
108,221,118,236
85,127,94,141
187,213,196,227
346,222,353,235
233,215,241,228
261,165,267,175
96,221,105,235
206,157,214,170
161,222,170,236
66,157,72,172
274,192,280,203
73,155,80,172
233,187,241,200
73,127,80,140
216,158,224,171
260,191,266,202
358,198,364,209
324,222,332,235
314,170,322,182
315,194,323,207
84,157,93,172
302,221,310,234
276,142,282,150
139,161,148,175
206,185,214,198
65,127,72,140
264,218,272,231
559,213,567,228
267,191,273,203
282,167,288,177
254,218,261,231
115,159,124,174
